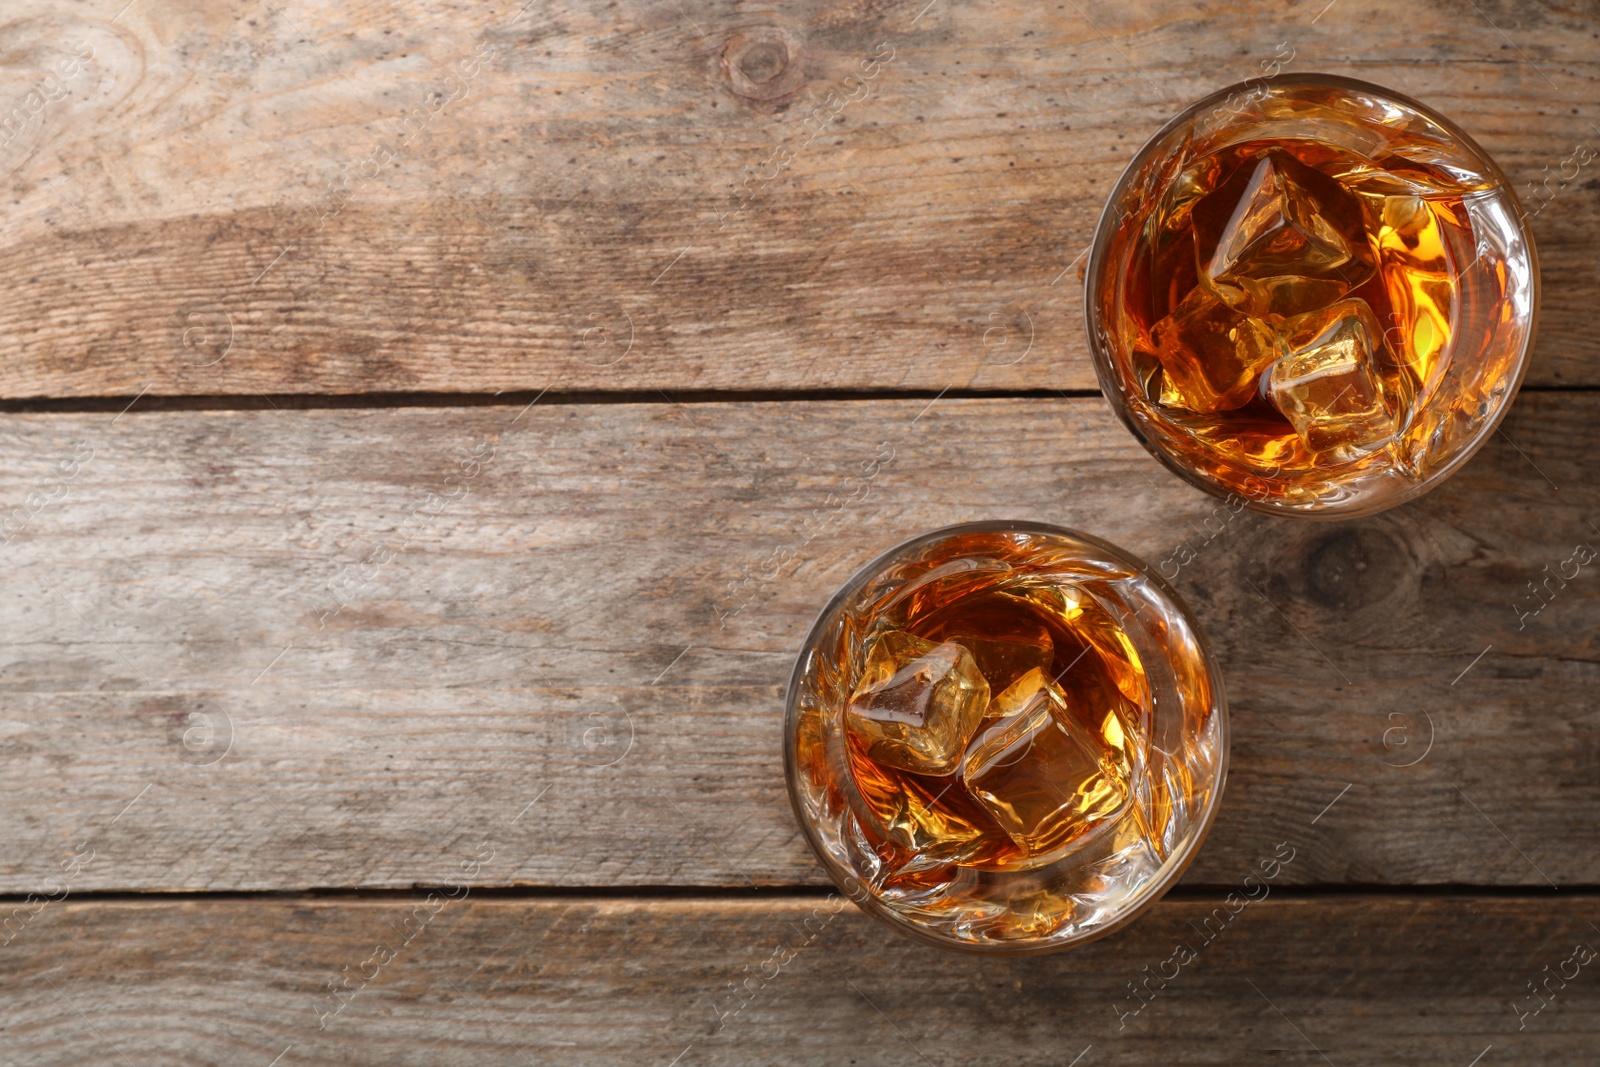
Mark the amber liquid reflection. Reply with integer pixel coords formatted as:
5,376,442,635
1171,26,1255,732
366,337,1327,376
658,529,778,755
826,537,1189,887
1099,82,1533,510
791,527,1225,948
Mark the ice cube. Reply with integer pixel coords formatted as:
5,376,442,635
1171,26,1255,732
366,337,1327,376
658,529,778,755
1150,286,1278,414
1194,151,1375,317
1335,161,1491,201
845,631,989,776
1236,116,1387,161
1013,583,1149,732
955,635,1053,710
1266,297,1407,457
960,668,1131,855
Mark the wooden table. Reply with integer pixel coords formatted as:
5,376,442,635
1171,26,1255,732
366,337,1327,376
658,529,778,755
2,1,1596,1063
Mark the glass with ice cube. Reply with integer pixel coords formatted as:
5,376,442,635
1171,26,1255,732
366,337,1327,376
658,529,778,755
785,522,1227,953
1087,74,1538,516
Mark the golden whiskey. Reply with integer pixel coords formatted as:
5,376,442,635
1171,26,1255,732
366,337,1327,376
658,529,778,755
787,524,1225,951
1091,76,1537,514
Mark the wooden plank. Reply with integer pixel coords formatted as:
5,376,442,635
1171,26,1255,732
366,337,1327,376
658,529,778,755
0,393,1595,892
0,0,1594,397
2,894,1596,1064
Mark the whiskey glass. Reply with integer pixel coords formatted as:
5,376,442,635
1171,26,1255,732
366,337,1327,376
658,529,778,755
784,522,1227,954
1086,74,1538,517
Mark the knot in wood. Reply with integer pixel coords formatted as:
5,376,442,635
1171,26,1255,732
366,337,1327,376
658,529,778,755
1301,526,1414,613
722,31,804,102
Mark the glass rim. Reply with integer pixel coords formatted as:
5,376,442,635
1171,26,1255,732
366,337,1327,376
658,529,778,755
1082,71,1542,521
782,519,1232,955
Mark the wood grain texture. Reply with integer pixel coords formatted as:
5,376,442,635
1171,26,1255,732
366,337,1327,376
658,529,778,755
0,393,1594,892
0,0,1594,397
2,894,1597,1065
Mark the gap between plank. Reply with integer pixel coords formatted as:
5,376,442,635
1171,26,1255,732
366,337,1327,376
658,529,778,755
0,387,1103,415
1,382,1589,416
0,882,1592,906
